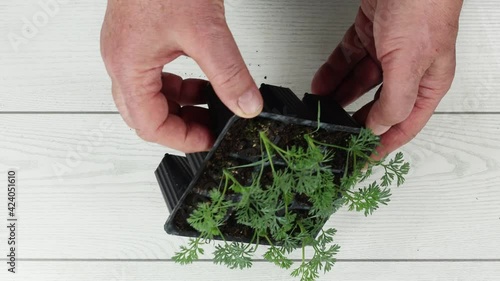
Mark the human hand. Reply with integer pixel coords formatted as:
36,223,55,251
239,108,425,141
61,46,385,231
101,0,263,153
312,0,463,158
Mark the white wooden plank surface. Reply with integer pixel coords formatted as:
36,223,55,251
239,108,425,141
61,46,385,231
1,0,500,279
0,261,499,281
0,114,499,260
0,0,499,112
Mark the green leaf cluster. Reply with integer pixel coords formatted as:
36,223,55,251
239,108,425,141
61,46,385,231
173,125,410,281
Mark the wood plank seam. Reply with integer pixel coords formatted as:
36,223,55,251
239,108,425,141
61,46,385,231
1,259,500,262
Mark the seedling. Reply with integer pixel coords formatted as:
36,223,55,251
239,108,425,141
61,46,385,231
172,126,409,281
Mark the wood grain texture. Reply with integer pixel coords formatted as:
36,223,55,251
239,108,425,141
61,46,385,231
0,114,499,260
0,0,499,112
1,0,499,279
0,261,499,281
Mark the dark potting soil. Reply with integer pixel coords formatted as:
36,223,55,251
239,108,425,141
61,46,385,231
170,115,354,243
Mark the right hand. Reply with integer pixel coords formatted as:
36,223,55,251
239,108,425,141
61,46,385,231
101,0,263,153
312,0,462,158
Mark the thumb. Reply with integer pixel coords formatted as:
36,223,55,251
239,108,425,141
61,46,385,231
365,49,426,135
187,23,263,118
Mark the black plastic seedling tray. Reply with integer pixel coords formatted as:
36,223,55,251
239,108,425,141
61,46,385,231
155,84,361,243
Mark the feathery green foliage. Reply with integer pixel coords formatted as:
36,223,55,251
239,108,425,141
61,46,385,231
173,124,410,281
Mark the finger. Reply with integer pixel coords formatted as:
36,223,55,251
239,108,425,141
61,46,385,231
128,89,214,152
331,56,382,107
358,50,455,159
353,93,435,160
311,24,368,95
113,68,213,152
375,51,457,155
161,73,208,105
374,95,438,159
185,23,263,118
365,48,430,135
355,6,378,63
419,50,457,99
373,51,457,155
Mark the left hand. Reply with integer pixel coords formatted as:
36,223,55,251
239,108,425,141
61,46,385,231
312,0,463,158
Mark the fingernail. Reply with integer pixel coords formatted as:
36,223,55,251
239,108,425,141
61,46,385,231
370,124,391,135
237,89,263,116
